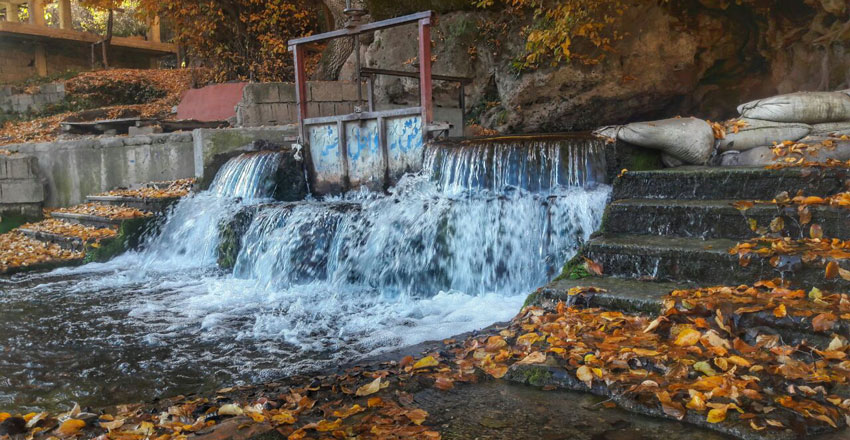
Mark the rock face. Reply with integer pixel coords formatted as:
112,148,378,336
350,1,850,134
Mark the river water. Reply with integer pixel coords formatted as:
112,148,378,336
0,137,610,412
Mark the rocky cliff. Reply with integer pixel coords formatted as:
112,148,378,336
350,0,850,134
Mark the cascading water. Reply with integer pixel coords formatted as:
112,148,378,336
0,137,610,412
140,152,283,268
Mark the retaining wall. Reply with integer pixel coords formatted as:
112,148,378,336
0,153,43,217
0,82,65,114
4,133,194,208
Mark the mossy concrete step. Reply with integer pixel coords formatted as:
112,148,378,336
50,211,134,229
16,227,114,252
532,276,841,347
530,276,694,315
85,195,179,213
606,199,850,239
584,234,850,290
613,167,848,201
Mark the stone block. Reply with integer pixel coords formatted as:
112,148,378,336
0,179,44,204
278,83,297,102
0,155,39,179
309,81,344,102
128,126,162,137
243,83,279,104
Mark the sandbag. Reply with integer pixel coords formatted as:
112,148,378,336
719,148,773,167
737,91,850,124
718,118,811,151
616,117,715,165
661,153,685,168
720,139,850,167
811,121,850,136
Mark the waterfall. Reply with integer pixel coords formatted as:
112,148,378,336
424,135,607,194
209,152,283,199
139,151,283,268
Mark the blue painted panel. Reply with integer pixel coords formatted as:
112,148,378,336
308,123,344,191
344,120,382,189
386,116,423,179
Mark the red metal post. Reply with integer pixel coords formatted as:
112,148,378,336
418,17,433,139
292,44,309,139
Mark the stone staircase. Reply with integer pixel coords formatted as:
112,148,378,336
538,166,850,323
1,182,186,275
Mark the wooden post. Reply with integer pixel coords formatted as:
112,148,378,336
58,0,71,29
28,0,44,26
149,15,161,43
292,44,309,140
418,17,433,139
34,43,47,76
3,3,19,22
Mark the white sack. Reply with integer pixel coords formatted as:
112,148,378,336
718,118,811,151
617,117,714,165
737,91,850,124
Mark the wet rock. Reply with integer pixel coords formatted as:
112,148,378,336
0,417,27,436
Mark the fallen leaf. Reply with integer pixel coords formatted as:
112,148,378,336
355,378,382,397
57,419,86,437
412,356,439,370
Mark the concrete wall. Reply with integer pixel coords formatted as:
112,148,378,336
1,125,302,208
0,82,65,114
4,133,195,207
236,81,366,127
0,153,44,217
193,125,299,188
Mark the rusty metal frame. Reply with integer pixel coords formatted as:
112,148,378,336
288,10,434,144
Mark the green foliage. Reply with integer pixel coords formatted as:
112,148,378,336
473,0,626,69
366,0,475,21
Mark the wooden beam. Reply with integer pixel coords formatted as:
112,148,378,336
293,44,309,140
149,15,161,43
288,10,432,47
27,0,44,26
3,3,20,22
57,0,71,29
360,67,473,84
0,21,178,54
418,17,433,136
33,42,46,76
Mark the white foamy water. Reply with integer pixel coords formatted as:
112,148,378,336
0,141,610,411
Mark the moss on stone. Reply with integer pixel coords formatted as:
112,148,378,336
553,249,590,282
622,146,663,171
515,365,553,387
83,217,152,263
217,208,256,270
0,212,40,234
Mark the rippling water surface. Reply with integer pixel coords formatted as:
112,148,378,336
0,140,610,412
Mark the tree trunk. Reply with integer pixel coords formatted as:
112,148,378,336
101,9,113,68
312,0,371,81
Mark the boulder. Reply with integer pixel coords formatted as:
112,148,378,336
718,119,811,151
737,91,850,124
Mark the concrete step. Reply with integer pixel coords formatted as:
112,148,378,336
16,227,114,252
613,167,848,201
606,199,850,239
532,276,694,315
85,195,179,213
50,211,125,229
584,234,850,289
532,276,837,348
